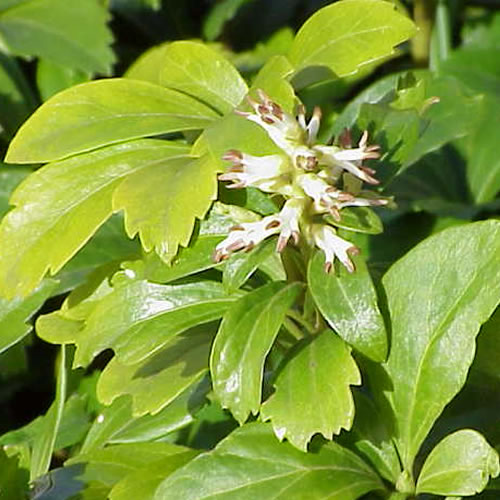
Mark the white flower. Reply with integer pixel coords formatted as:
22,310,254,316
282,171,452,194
276,199,304,252
236,89,305,156
296,173,354,220
312,224,360,273
213,216,282,262
219,150,290,193
313,131,381,185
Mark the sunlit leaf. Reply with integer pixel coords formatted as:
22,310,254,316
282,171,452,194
73,279,234,367
0,279,56,354
113,152,218,264
154,423,384,499
211,282,303,423
416,430,500,496
159,41,247,115
97,328,213,415
381,221,500,472
0,140,189,298
261,330,361,451
288,0,416,82
308,251,387,362
5,79,217,164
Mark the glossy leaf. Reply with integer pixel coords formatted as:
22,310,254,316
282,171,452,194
0,140,189,298
109,451,198,500
73,279,234,367
288,0,416,79
0,0,114,74
154,423,384,499
5,79,218,164
211,282,303,423
382,221,500,472
308,251,387,362
30,345,67,481
0,279,56,354
160,41,247,115
111,379,209,444
97,328,213,415
261,330,361,451
416,430,500,495
67,442,193,488
113,152,218,264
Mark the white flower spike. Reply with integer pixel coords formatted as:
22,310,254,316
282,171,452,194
216,90,390,273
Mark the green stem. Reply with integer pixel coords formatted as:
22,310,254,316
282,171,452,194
286,309,316,335
283,317,305,340
411,0,436,66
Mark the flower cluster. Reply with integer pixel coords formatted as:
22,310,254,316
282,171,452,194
214,90,390,272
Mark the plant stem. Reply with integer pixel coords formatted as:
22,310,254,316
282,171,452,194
411,0,436,66
286,309,316,335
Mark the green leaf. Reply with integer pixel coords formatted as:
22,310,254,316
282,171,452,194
97,327,213,415
308,251,387,362
36,58,90,101
0,53,36,138
159,41,247,115
0,0,114,73
0,165,31,219
113,152,218,264
140,235,224,284
466,95,500,204
261,330,361,451
5,79,218,164
203,0,254,41
325,206,383,235
0,140,189,298
109,450,198,500
73,279,234,367
338,391,401,483
382,221,500,472
30,345,67,481
154,423,384,499
222,238,276,292
211,282,303,423
441,48,500,97
110,379,209,444
416,430,500,496
53,214,140,295
357,102,422,182
288,0,416,80
67,442,193,488
124,42,170,85
404,76,483,167
0,449,27,500
0,279,56,354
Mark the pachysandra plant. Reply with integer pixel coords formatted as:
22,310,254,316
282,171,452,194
0,1,499,500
